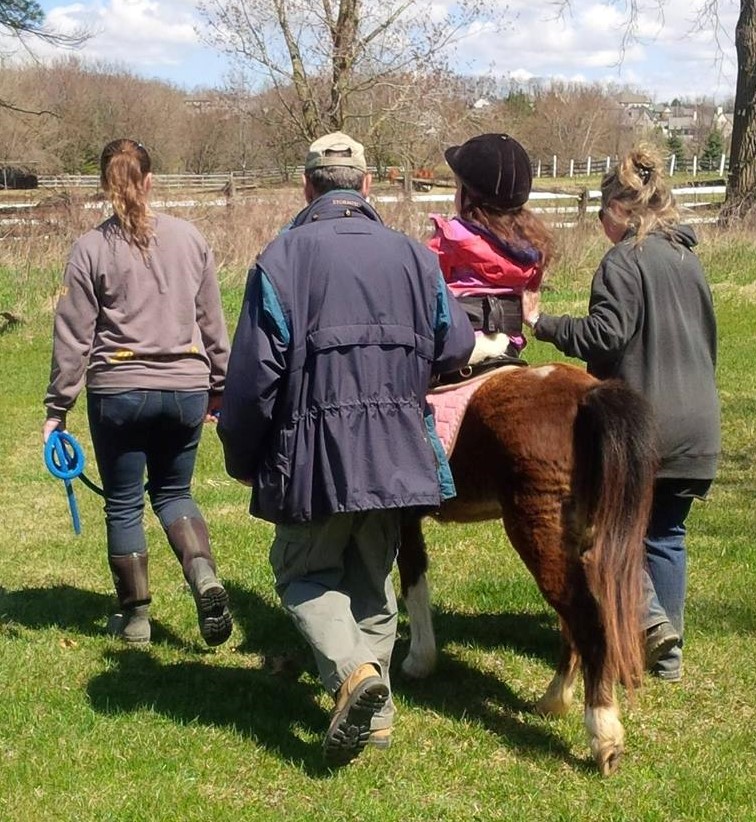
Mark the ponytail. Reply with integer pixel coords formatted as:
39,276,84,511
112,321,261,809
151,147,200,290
601,144,680,243
100,139,153,253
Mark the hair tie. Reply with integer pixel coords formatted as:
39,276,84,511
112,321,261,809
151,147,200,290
635,162,653,184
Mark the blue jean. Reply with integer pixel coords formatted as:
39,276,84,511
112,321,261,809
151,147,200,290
642,478,711,677
87,390,208,556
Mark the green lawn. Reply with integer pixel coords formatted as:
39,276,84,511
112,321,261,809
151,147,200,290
0,223,753,821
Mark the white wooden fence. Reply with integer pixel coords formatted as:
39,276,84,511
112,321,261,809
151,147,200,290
3,175,727,229
533,154,728,178
31,152,730,192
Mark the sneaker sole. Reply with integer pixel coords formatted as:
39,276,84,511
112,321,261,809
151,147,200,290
645,634,679,670
195,583,233,647
324,679,389,766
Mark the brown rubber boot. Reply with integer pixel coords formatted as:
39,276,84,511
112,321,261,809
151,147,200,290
107,552,151,644
165,516,232,646
324,663,389,766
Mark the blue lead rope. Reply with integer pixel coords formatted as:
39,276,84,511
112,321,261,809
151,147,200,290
43,430,104,535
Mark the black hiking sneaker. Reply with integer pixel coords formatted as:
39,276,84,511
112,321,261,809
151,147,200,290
645,621,680,670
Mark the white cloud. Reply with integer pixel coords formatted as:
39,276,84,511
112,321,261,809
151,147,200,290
40,0,201,68
23,0,741,99
454,0,738,101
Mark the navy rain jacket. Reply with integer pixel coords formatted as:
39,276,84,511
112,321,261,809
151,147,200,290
218,190,475,523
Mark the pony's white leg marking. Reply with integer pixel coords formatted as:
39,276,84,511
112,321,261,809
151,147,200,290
535,670,576,717
585,704,625,776
401,574,437,678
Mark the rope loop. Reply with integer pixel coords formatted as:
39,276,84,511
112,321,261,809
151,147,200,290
44,430,86,480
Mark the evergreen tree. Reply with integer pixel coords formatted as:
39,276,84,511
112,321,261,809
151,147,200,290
0,1,44,34
0,0,85,48
701,130,725,172
666,133,686,172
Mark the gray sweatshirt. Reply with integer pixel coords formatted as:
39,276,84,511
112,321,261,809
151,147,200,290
45,212,229,421
535,225,720,480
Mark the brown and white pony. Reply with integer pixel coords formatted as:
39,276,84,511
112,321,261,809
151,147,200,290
397,362,656,775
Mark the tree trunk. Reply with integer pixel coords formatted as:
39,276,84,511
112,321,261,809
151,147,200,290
721,0,756,224
329,0,359,131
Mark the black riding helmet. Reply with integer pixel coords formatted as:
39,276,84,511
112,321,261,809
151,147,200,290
444,133,533,210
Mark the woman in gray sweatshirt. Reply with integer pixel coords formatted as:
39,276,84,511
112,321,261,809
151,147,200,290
43,138,232,647
523,146,720,682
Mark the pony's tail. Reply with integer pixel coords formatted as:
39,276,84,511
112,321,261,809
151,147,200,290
573,379,657,696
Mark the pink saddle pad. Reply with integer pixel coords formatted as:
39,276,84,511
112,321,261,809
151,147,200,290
427,369,510,456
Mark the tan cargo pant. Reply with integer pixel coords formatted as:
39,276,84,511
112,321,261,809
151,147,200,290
270,509,400,730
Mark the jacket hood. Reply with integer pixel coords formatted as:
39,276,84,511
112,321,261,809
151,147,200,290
671,224,698,248
622,223,698,249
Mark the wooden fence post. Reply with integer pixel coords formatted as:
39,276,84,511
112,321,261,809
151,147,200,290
224,173,236,205
577,187,588,222
719,154,726,176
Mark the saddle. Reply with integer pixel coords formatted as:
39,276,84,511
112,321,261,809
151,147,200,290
427,364,519,457
432,353,526,388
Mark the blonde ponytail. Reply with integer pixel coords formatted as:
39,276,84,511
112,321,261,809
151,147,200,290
601,144,680,244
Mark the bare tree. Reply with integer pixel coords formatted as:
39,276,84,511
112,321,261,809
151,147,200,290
720,0,756,221
557,0,755,221
196,0,501,142
527,83,635,161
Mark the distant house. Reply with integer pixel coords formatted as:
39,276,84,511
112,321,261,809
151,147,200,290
622,105,657,135
617,92,653,110
184,97,233,114
713,107,734,142
614,95,733,152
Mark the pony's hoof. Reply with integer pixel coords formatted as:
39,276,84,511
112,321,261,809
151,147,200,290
400,651,436,679
594,743,623,776
535,693,571,717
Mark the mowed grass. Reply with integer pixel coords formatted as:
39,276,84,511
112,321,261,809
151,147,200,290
0,211,754,821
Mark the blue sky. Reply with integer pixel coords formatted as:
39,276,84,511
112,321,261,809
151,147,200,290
26,0,740,103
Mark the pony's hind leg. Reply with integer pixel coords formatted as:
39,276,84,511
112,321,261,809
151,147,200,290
397,513,437,679
554,608,624,775
504,502,625,775
576,616,625,776
585,701,624,777
535,622,580,717
547,600,624,775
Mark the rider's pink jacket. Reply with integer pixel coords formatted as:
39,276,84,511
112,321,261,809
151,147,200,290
427,214,544,297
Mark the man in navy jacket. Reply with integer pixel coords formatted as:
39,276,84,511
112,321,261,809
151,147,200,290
219,132,474,765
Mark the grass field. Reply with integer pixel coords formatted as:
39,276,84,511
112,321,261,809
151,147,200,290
0,204,754,821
